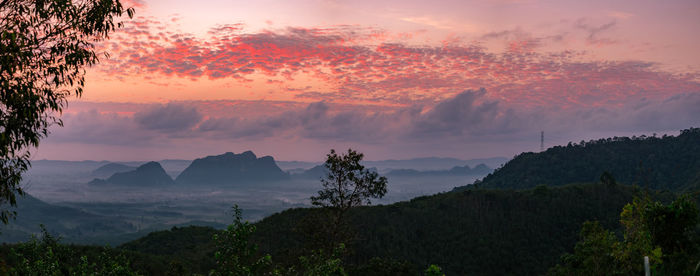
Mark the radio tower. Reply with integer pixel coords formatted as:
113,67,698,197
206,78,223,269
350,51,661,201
540,131,544,152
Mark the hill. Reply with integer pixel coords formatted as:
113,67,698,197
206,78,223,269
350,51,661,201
454,128,700,192
89,161,174,186
175,151,289,186
91,163,136,178
118,226,219,273
0,194,137,244
386,164,492,177
118,183,664,275
251,182,655,275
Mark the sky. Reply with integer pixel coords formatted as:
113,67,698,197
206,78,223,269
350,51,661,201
36,0,700,162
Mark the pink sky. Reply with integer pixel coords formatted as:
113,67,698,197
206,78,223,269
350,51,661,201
36,0,700,162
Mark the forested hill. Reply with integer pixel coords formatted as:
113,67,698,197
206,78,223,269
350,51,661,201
455,128,700,192
251,183,653,275
111,182,648,275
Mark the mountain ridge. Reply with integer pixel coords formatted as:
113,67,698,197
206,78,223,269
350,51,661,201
89,161,174,186
175,151,289,186
454,128,700,192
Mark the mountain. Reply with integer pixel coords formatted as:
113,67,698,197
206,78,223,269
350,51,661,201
89,161,174,186
91,163,136,178
386,164,492,177
454,128,700,192
175,151,289,186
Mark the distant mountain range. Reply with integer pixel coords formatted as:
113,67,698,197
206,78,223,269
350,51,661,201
29,156,507,181
294,163,493,180
277,156,507,172
386,164,492,177
363,157,506,171
88,151,290,187
85,151,500,186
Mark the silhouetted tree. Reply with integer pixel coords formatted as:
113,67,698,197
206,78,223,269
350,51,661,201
310,148,387,247
0,0,133,223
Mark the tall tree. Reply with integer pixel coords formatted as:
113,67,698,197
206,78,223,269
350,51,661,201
310,149,387,246
0,0,133,223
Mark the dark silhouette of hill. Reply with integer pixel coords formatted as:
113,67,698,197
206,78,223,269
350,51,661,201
118,226,219,273
175,151,288,186
0,194,137,244
89,161,174,186
251,183,676,275
454,128,700,192
386,163,491,177
90,163,136,178
118,183,666,275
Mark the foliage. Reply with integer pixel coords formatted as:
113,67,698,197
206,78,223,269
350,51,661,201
294,243,347,276
255,182,642,275
456,128,700,192
311,149,388,211
549,194,700,275
309,149,387,248
5,225,139,275
548,221,618,275
423,264,444,276
644,194,700,275
0,0,133,223
211,205,277,276
614,195,663,274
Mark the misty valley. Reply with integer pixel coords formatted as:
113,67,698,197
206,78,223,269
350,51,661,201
1,151,503,245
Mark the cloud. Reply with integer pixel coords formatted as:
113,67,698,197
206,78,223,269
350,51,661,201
580,92,700,132
96,19,699,110
410,89,520,138
574,18,618,45
134,103,203,132
42,88,700,162
47,110,155,146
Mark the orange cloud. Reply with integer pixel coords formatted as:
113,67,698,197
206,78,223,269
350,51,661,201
96,18,700,109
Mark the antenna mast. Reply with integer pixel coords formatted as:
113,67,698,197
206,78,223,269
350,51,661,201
540,131,544,152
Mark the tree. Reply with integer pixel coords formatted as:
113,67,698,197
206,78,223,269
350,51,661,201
311,149,388,212
309,149,387,248
549,194,700,275
615,195,662,274
548,221,618,275
212,205,277,276
0,0,133,223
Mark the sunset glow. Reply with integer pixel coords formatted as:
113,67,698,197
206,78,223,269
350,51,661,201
39,0,700,161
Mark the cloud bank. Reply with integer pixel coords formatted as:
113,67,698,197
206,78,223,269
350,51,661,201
97,18,700,108
45,90,700,160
